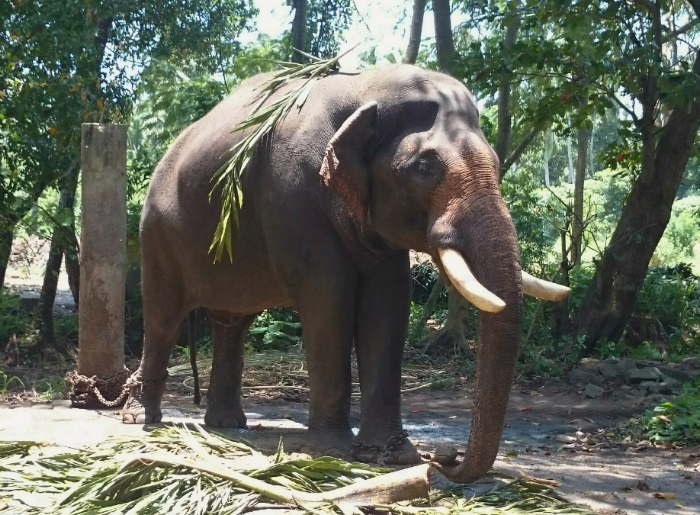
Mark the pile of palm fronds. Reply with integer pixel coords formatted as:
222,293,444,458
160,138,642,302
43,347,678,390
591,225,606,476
0,424,594,515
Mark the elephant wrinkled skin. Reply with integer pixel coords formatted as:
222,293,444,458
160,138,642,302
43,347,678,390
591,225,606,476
123,65,568,482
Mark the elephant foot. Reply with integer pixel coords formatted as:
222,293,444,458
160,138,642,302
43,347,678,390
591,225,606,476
301,428,354,458
351,430,422,465
204,402,247,428
122,372,167,424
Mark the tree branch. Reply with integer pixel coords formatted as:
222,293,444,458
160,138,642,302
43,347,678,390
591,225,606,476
501,125,542,176
663,18,700,42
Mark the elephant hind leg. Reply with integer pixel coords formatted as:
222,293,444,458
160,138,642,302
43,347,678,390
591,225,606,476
123,259,188,424
204,311,258,428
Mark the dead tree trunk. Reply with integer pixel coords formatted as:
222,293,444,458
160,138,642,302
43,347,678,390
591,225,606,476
433,0,455,73
291,0,308,63
404,0,427,64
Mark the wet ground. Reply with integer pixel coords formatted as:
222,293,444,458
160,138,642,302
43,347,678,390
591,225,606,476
1,377,698,515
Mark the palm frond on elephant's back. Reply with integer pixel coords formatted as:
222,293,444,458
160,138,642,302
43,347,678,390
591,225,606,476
210,49,357,263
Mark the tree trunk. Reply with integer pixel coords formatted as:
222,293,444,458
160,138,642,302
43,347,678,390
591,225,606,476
415,275,444,336
543,129,553,187
65,225,80,308
404,0,427,64
421,287,473,357
432,0,455,73
494,11,521,168
551,229,571,341
574,53,700,354
33,170,79,349
572,123,588,267
0,222,15,293
291,0,308,63
567,131,574,184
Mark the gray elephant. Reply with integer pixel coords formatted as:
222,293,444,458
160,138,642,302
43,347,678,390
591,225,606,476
122,64,568,483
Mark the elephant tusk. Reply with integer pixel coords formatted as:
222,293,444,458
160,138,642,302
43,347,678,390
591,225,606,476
438,248,506,313
522,271,570,301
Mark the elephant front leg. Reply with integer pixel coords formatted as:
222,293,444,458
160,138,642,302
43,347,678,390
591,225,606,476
294,274,356,458
353,251,421,465
204,312,257,428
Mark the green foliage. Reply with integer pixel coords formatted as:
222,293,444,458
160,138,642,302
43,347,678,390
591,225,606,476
427,372,456,390
249,309,302,350
653,196,700,266
0,371,24,396
33,376,67,401
408,301,427,343
0,294,31,343
55,314,79,342
636,378,700,444
1,0,257,271
634,265,700,352
176,336,213,360
304,0,353,58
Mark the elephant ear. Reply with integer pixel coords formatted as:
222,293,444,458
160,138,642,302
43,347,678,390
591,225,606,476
319,101,378,223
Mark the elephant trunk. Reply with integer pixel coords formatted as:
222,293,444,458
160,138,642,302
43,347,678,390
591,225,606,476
430,188,522,484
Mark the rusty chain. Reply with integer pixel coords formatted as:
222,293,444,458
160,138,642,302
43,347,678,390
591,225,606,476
351,430,410,465
65,368,168,409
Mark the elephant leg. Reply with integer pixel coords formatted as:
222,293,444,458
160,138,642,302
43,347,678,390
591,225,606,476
293,273,356,457
123,261,187,424
204,312,257,428
352,251,421,465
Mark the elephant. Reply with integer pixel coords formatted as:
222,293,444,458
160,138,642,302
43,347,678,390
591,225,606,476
122,64,569,483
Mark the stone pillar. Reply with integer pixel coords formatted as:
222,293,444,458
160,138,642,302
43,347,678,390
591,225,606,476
78,123,127,377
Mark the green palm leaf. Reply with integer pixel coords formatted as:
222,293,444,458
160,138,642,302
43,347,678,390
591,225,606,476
209,47,358,263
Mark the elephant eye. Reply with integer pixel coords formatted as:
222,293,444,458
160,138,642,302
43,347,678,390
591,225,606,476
417,159,430,174
403,153,443,187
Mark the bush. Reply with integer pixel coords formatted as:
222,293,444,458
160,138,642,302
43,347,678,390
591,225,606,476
0,294,31,343
248,308,301,350
632,264,700,353
634,378,700,444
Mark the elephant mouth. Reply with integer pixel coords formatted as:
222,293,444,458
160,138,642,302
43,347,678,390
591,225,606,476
435,247,570,312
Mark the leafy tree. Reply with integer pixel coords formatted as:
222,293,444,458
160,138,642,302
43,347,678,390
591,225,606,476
287,0,352,61
0,0,256,348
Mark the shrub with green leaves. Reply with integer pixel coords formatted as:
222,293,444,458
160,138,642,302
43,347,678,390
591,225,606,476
0,294,31,343
638,378,700,444
248,309,302,350
634,264,700,352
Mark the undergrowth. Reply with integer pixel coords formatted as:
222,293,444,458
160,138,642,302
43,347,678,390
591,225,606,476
629,377,700,444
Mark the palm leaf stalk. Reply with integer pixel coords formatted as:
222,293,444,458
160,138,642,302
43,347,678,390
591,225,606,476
209,47,358,263
0,425,595,515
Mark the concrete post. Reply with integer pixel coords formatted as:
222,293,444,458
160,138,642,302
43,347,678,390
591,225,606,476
78,123,127,377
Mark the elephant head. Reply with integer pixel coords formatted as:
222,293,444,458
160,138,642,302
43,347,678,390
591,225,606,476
319,68,568,483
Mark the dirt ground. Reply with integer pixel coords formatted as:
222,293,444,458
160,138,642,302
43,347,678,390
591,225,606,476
2,241,699,514
1,359,698,515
